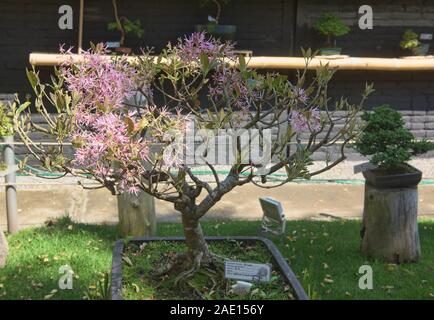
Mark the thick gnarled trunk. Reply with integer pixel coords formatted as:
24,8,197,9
182,214,211,264
176,172,241,266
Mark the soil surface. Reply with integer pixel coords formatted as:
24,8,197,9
121,240,296,300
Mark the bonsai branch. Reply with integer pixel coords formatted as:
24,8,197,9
112,0,126,46
212,0,222,23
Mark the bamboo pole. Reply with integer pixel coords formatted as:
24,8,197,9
2,136,19,234
78,0,84,52
29,53,161,66
243,56,434,71
29,53,434,71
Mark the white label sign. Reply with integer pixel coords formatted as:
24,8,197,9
420,33,433,41
353,162,377,174
106,41,120,48
224,261,271,283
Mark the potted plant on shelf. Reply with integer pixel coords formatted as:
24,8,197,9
354,105,433,188
354,105,434,263
16,35,372,300
107,0,144,55
195,0,236,41
313,13,350,56
400,29,430,56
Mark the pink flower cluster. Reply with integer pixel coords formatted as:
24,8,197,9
291,87,309,105
60,46,151,195
289,108,321,134
176,32,235,61
209,67,260,113
60,45,138,112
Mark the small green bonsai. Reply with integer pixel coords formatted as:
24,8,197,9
108,0,144,47
313,13,350,47
0,102,13,137
354,105,434,170
400,29,421,51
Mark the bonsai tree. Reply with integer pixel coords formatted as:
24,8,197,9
400,29,424,55
354,105,434,171
14,34,372,292
108,0,144,48
200,0,231,24
197,0,236,40
313,13,350,48
354,105,433,263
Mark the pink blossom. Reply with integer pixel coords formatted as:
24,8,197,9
209,67,260,112
60,45,138,112
127,185,141,196
176,32,235,61
291,87,309,104
59,46,155,194
289,108,321,134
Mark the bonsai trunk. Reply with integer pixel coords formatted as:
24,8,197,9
181,213,212,265
112,0,126,47
326,34,332,47
324,35,336,48
212,0,222,23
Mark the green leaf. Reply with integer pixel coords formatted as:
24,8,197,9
206,109,217,124
26,69,39,88
72,136,85,148
177,170,186,182
44,157,52,171
122,255,133,267
16,102,31,116
238,54,246,71
136,118,148,131
124,117,135,135
199,53,210,75
219,108,226,122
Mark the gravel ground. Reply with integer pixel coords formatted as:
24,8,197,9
2,159,433,191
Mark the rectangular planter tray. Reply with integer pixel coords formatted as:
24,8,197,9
111,236,309,300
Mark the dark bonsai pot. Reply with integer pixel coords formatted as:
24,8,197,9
318,47,342,56
195,24,237,41
362,164,422,189
111,236,308,300
412,43,430,56
115,47,133,55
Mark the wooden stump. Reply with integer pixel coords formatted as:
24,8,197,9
361,184,421,263
117,191,156,237
0,229,8,268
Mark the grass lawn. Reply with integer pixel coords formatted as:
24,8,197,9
0,217,433,300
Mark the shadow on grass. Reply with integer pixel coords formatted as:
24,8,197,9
40,216,120,241
0,216,118,300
